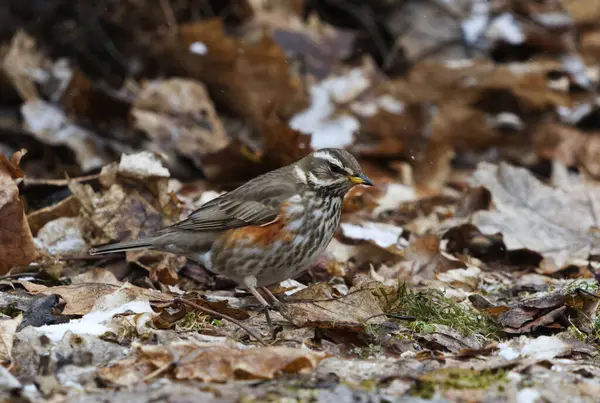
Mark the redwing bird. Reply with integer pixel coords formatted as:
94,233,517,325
89,148,373,306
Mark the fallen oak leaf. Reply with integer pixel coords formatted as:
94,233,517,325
0,150,37,274
99,342,330,384
280,281,390,329
161,18,307,131
131,78,229,171
471,162,600,267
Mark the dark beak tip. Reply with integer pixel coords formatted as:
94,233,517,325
361,174,374,186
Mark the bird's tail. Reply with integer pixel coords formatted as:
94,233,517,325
88,238,154,255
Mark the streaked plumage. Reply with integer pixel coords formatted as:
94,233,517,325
89,148,373,305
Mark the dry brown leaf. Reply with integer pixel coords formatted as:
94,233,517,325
132,78,229,167
21,99,110,172
20,282,171,315
34,216,88,256
244,3,356,78
127,250,185,286
61,69,131,123
471,162,600,267
280,281,392,329
0,150,37,274
532,122,600,180
340,221,405,253
560,0,600,24
100,343,330,384
74,152,185,277
2,30,43,101
71,152,180,245
96,354,151,386
202,109,311,185
185,299,250,321
70,268,122,285
27,195,81,236
162,18,307,131
0,315,22,366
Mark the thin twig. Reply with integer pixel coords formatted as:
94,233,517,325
17,173,100,187
60,253,122,261
0,271,41,280
176,298,265,346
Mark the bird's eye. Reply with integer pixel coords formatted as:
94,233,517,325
329,164,346,175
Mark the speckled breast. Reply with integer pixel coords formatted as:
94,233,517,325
210,192,342,286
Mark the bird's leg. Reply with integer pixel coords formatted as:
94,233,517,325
244,276,271,307
261,286,283,308
244,276,275,334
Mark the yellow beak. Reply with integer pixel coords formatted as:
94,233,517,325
348,173,374,186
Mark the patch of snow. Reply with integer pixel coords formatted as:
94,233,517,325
118,151,170,179
323,68,371,103
350,100,378,117
531,12,572,29
436,266,481,289
561,54,593,90
0,365,21,389
290,69,369,149
498,336,570,362
445,59,475,69
557,104,593,125
197,190,224,205
521,335,569,360
461,0,490,45
498,342,520,360
21,100,106,172
516,388,541,403
377,95,404,114
280,279,307,296
37,300,153,342
324,238,362,262
373,183,417,215
22,100,69,132
341,222,404,249
487,13,524,45
487,112,524,131
309,115,358,149
189,41,208,55
35,217,87,255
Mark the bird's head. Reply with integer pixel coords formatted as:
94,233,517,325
294,148,374,195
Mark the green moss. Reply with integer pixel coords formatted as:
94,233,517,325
350,344,384,359
410,368,507,398
0,304,22,318
178,310,210,331
561,279,599,295
178,310,224,331
568,325,587,342
389,283,500,338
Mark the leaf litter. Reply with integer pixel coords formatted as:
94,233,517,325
3,1,600,402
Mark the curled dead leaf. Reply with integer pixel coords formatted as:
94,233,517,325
99,343,330,384
0,151,37,274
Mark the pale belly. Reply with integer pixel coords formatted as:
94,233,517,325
208,194,342,287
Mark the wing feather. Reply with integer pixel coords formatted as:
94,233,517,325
163,168,299,233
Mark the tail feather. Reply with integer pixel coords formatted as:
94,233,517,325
88,238,154,255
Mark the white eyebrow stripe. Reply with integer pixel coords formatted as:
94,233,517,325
293,165,308,184
313,150,343,167
308,172,335,187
